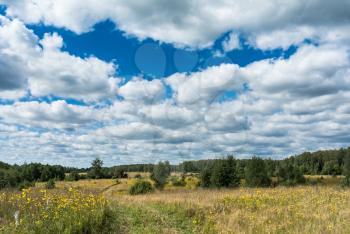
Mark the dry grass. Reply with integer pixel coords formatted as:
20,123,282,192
37,179,118,193
109,186,350,234
12,177,350,233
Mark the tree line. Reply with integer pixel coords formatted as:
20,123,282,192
0,162,66,189
1,147,350,190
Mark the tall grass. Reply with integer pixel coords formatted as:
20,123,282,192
114,186,350,233
0,188,121,233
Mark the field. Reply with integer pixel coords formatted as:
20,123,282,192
1,176,350,233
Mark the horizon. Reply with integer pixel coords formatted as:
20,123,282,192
0,1,350,168
0,147,347,169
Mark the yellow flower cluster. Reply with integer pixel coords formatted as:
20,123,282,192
0,187,108,233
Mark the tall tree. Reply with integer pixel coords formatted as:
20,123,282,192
342,148,350,186
210,157,240,188
151,161,171,189
244,157,271,187
90,158,103,179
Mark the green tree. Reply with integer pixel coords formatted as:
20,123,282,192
342,148,350,186
244,157,271,187
200,167,212,188
40,167,54,182
113,168,127,178
150,161,170,189
210,157,240,188
181,161,198,173
89,158,104,179
276,162,305,186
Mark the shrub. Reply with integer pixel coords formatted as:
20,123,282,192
45,179,56,189
129,180,153,195
18,180,35,191
185,176,200,189
170,175,185,187
113,168,128,179
66,171,80,181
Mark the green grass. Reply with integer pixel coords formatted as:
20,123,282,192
115,201,216,234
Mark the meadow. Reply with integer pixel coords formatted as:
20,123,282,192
1,175,350,234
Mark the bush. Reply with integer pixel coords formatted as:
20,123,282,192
112,168,128,179
45,179,56,189
18,180,35,191
185,176,200,189
170,175,185,187
129,180,153,195
66,171,80,181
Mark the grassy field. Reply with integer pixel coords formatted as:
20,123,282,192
1,176,350,233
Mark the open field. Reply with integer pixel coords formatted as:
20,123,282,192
1,176,350,233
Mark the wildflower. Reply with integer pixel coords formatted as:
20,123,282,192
14,210,20,227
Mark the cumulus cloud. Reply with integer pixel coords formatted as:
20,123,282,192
118,77,165,103
0,16,119,101
166,64,244,105
0,16,36,98
2,0,350,49
1,1,350,166
0,100,102,129
1,42,350,165
222,32,241,52
244,44,350,98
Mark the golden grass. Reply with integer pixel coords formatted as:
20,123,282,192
110,186,350,234
36,179,117,193
7,177,350,233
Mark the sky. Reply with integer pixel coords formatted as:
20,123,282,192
0,1,350,167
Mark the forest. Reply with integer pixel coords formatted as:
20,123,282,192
1,147,350,190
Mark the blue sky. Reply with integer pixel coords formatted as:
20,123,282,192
0,1,349,167
29,20,295,80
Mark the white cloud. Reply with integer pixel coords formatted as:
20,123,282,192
118,77,165,103
222,32,240,52
166,64,243,104
2,0,350,48
243,44,350,98
0,100,101,129
0,16,119,101
1,2,350,166
250,26,316,50
0,16,36,98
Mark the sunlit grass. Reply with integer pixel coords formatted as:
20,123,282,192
0,187,120,233
2,176,350,233
112,185,350,233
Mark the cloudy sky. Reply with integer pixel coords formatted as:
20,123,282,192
0,1,349,167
